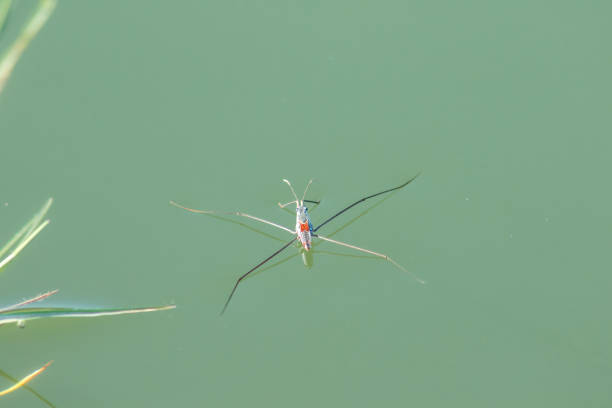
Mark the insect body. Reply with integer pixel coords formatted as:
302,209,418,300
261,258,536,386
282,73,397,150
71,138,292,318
278,179,316,251
171,175,423,314
296,206,313,250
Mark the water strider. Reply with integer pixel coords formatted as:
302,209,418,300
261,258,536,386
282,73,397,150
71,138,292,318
171,174,423,314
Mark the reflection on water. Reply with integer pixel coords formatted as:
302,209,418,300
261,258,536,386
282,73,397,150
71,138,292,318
301,248,313,268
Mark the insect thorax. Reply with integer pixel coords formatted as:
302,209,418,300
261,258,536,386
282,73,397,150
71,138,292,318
296,206,309,223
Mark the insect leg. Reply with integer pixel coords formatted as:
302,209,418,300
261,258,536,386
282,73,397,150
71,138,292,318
221,237,297,314
170,201,295,234
313,233,425,284
314,173,420,233
278,200,298,209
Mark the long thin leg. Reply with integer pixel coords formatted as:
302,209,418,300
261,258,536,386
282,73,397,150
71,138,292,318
278,200,298,209
221,237,297,315
314,234,425,284
280,199,320,209
314,173,420,232
170,201,295,235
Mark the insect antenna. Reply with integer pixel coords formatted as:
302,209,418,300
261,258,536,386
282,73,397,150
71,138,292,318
301,179,313,204
282,179,300,206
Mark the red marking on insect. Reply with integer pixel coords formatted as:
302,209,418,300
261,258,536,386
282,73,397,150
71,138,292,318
300,222,309,232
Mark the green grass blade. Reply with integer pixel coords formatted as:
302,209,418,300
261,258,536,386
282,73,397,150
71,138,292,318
0,197,52,259
23,196,52,239
0,361,51,397
0,304,176,326
0,218,32,260
0,366,55,406
0,219,50,271
0,198,52,273
0,290,58,313
0,0,12,33
0,0,56,94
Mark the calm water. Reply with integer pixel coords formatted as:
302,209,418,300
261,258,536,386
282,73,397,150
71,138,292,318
1,1,611,407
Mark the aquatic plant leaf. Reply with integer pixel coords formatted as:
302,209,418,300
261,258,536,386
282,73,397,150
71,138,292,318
0,304,176,326
0,290,58,313
0,198,52,272
0,361,51,397
0,0,56,94
0,0,12,34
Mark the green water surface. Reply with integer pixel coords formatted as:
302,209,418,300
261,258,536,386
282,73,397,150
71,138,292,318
1,1,611,407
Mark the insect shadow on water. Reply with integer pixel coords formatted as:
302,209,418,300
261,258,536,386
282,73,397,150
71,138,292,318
171,175,424,314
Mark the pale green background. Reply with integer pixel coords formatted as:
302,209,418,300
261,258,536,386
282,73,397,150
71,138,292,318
1,1,611,407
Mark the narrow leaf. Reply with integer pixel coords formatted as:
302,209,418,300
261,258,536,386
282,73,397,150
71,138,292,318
0,290,59,313
0,198,52,273
0,0,12,33
0,0,56,94
0,304,176,326
0,361,52,397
